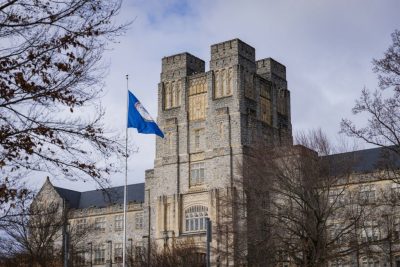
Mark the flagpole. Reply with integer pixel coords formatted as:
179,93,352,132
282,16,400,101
123,74,129,267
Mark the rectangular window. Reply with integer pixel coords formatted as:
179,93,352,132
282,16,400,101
76,218,87,231
135,245,145,259
361,221,379,243
394,217,400,240
195,130,200,149
94,244,105,265
277,90,288,116
391,183,400,198
114,243,123,263
188,77,208,121
190,162,205,186
94,217,106,232
189,94,207,121
194,129,204,150
331,224,347,245
328,189,345,205
115,215,123,231
164,81,181,109
244,72,254,99
214,68,233,99
166,132,174,152
75,251,86,266
360,185,376,204
260,97,271,125
135,212,143,230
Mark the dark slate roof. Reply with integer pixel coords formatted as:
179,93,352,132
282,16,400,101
54,187,81,209
54,183,145,209
323,146,400,173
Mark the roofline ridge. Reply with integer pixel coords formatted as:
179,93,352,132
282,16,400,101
54,182,145,194
322,145,393,158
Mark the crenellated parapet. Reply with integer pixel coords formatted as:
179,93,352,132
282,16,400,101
210,38,256,70
161,52,205,81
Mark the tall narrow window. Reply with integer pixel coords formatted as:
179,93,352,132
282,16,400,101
75,251,86,266
94,244,105,264
277,90,288,115
114,215,123,231
176,83,181,106
245,72,254,99
226,67,232,95
394,217,400,240
171,81,176,107
215,70,221,98
220,69,226,96
189,77,207,121
190,162,205,186
194,129,202,150
135,212,143,229
166,132,173,152
165,85,172,109
185,205,208,232
219,122,224,137
114,243,123,263
260,97,271,125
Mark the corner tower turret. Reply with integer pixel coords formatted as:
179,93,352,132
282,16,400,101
161,52,205,81
210,38,256,70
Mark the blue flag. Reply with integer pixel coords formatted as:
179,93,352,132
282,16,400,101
127,91,164,138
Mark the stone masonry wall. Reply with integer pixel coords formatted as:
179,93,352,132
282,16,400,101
147,39,293,265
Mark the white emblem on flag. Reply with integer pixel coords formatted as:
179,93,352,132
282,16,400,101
135,102,154,122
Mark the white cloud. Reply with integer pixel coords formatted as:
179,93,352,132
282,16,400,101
47,0,400,190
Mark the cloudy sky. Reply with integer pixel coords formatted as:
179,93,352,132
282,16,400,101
46,0,399,191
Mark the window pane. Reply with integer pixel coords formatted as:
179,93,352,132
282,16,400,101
185,206,208,232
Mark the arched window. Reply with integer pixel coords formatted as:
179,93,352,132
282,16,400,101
185,205,208,232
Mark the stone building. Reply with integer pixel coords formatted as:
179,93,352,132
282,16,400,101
35,39,400,266
36,38,292,266
145,38,292,265
35,179,145,266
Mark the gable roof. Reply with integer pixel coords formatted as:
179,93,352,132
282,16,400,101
323,146,400,173
53,183,145,209
53,187,81,208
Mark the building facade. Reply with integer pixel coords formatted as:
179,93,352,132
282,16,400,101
35,39,400,267
145,38,292,265
36,38,292,266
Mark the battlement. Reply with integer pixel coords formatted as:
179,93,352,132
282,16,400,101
210,39,255,70
161,52,205,81
256,58,286,81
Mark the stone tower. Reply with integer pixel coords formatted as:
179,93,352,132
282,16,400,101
144,39,292,265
